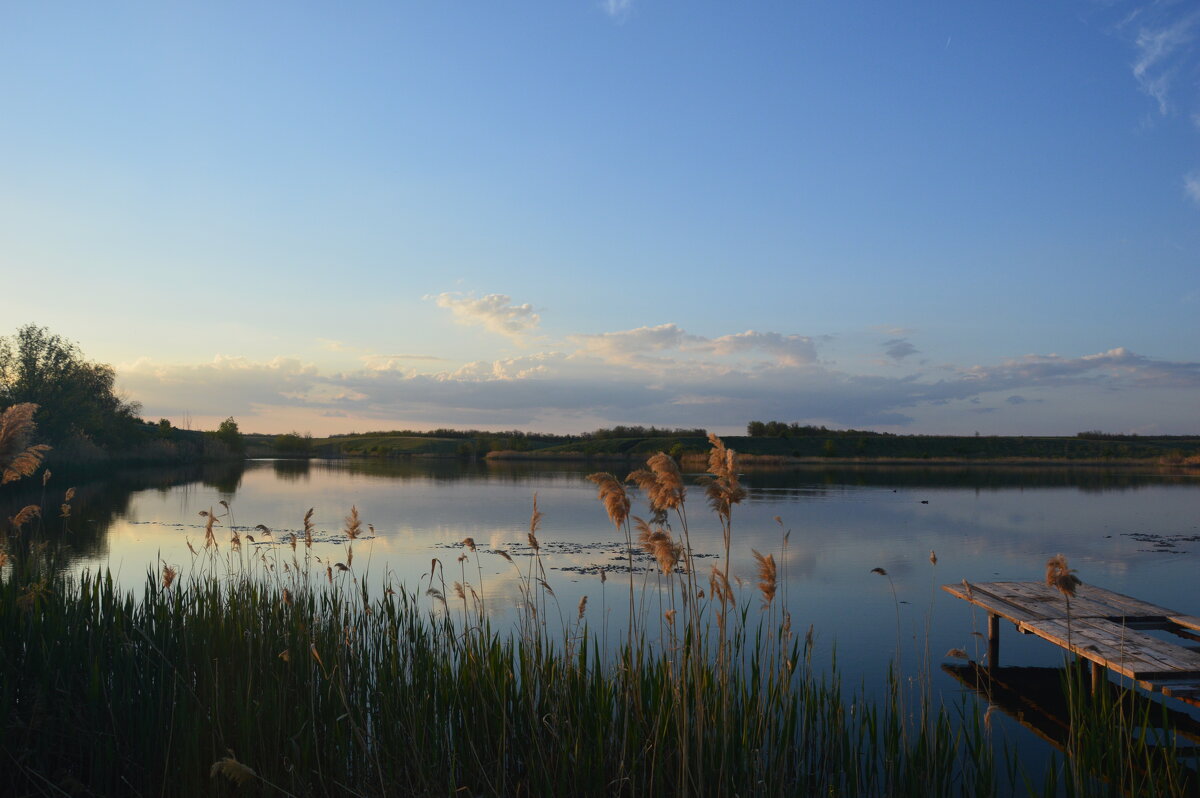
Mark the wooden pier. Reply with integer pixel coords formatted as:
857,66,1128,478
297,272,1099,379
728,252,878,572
942,580,1200,707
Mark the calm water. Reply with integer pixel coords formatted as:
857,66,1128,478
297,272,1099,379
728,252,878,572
6,457,1200,764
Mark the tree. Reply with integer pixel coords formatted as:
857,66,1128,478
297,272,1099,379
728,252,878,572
272,431,312,455
0,325,142,447
213,417,245,455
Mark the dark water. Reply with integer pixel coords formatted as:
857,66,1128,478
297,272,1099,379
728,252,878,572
5,458,1200,769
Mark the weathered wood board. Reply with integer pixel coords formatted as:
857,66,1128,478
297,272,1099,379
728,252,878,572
942,580,1200,707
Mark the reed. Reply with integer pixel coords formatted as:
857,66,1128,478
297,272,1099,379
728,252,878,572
0,559,1005,796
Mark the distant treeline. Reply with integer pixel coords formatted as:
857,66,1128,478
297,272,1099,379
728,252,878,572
328,425,707,443
329,428,567,441
301,420,1200,463
1074,430,1200,441
746,421,889,438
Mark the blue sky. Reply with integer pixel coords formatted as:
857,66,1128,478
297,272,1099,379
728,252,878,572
1,1,1198,435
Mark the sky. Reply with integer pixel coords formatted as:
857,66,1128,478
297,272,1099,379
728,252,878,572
1,1,1198,437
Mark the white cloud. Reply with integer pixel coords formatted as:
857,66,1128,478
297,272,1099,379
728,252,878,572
431,293,540,342
698,331,818,367
571,323,696,366
570,324,817,369
600,0,632,21
1185,172,1200,204
1128,9,1199,115
116,333,1200,436
117,355,324,423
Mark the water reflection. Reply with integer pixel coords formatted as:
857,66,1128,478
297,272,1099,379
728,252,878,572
4,460,1199,577
0,461,247,562
742,464,1200,493
943,664,1200,771
271,458,312,482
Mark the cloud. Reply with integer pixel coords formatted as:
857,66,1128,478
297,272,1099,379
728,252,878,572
959,347,1200,389
882,338,918,361
570,324,817,369
698,331,818,367
362,353,449,373
571,323,695,365
600,0,632,21
117,332,1200,436
1186,172,1200,204
118,355,323,418
1127,8,1200,115
431,293,540,342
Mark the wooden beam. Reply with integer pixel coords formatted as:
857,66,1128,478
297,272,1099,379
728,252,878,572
988,612,1000,668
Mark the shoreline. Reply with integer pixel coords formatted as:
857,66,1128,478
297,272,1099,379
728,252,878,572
482,450,1200,468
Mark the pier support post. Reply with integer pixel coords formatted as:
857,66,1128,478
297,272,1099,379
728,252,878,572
987,613,1000,668
1091,661,1104,695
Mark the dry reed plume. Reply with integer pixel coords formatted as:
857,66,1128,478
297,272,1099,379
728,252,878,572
752,549,777,607
200,509,219,549
1045,553,1081,599
0,403,50,485
10,505,40,530
627,453,685,517
528,495,542,551
59,486,74,519
210,753,257,785
699,432,746,521
344,506,362,539
586,472,630,528
709,565,735,609
636,517,681,574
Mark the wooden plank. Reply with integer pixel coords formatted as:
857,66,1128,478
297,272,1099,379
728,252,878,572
1020,618,1200,680
988,613,1000,667
944,580,1200,707
988,582,1132,620
1068,618,1200,672
954,580,1181,622
1169,615,1200,632
1157,682,1200,708
1020,619,1136,677
942,583,1051,624
1075,584,1180,619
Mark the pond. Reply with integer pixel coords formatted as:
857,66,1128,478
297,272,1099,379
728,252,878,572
5,456,1200,772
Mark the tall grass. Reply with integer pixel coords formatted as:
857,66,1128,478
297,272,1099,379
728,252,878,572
0,558,999,796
